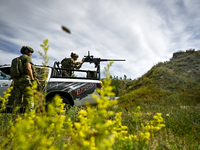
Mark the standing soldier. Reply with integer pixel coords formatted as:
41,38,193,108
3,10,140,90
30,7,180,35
13,46,37,111
61,52,85,77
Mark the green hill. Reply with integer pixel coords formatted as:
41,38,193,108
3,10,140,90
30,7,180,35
112,49,200,108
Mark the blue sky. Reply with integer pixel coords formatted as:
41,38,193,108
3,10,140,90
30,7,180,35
0,0,200,79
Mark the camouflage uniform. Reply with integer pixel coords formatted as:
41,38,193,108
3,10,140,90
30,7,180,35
13,55,36,110
61,58,82,77
8,63,41,107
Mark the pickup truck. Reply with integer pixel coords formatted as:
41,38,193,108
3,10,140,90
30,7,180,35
0,62,102,108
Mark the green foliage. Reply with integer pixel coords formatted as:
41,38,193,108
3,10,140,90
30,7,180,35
39,39,49,67
110,75,132,96
119,49,200,106
2,83,66,149
0,86,13,113
117,49,200,148
39,39,50,96
164,106,200,138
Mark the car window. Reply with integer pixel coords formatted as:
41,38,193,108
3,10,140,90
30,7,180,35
0,68,11,79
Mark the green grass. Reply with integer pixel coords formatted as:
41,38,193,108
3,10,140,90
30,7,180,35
1,104,199,149
110,103,200,149
109,49,200,149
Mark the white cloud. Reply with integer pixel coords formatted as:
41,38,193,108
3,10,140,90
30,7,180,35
0,50,18,64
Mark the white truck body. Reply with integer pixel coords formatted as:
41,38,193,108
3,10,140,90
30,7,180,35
0,65,102,107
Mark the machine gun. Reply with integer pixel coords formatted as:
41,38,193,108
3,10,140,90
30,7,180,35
84,51,125,79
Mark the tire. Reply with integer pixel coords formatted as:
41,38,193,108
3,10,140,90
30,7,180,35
61,96,71,111
46,95,71,111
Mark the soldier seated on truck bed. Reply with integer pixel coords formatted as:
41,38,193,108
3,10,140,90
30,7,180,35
61,52,84,77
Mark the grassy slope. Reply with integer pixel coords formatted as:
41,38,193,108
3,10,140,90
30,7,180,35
111,50,200,148
118,49,200,107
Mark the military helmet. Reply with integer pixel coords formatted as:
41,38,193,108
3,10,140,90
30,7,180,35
71,52,79,58
20,46,34,54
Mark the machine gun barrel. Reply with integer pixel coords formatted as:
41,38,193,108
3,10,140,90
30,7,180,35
100,59,125,61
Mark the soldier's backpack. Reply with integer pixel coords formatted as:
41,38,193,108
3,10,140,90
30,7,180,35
61,57,70,68
10,57,23,79
61,57,68,64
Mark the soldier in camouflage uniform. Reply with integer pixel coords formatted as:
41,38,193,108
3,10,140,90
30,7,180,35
13,46,37,111
61,52,85,77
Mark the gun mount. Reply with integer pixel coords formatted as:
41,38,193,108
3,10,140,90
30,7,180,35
84,51,125,79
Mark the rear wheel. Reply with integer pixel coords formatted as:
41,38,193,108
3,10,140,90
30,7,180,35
61,96,71,111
